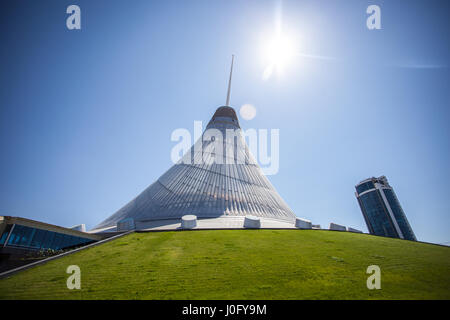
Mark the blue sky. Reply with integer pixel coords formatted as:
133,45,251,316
0,0,449,244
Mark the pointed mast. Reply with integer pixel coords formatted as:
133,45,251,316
225,55,234,107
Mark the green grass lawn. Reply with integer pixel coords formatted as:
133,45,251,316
1,230,449,299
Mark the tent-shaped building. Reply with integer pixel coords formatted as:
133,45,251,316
92,57,297,232
93,105,296,232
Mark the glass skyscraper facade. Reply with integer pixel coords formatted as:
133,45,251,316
355,176,416,241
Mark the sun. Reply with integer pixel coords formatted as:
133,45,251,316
262,33,296,80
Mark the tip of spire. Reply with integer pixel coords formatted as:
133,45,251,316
225,55,235,107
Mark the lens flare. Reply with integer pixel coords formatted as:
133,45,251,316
262,33,296,80
240,104,257,120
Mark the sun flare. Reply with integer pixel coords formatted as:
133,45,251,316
262,33,296,80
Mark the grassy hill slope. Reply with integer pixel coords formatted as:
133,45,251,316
1,230,449,299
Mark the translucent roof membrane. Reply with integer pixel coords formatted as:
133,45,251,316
95,106,296,230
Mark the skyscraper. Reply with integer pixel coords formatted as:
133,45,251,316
355,176,416,241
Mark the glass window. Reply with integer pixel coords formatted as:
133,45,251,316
75,236,82,246
2,224,95,249
69,235,75,247
51,233,64,250
78,237,88,246
383,189,416,241
17,226,35,247
61,234,73,249
30,229,47,248
8,225,24,245
359,190,398,238
79,237,91,246
59,234,68,249
41,231,55,249
72,237,79,246
356,181,375,195
0,224,13,245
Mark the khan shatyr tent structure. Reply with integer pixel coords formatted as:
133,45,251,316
93,56,296,232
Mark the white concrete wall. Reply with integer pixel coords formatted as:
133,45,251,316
346,227,363,233
181,215,197,229
329,222,346,231
295,218,312,229
244,216,261,228
70,224,86,232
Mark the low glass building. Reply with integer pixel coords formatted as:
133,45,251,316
0,216,100,252
355,176,416,241
0,216,104,273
